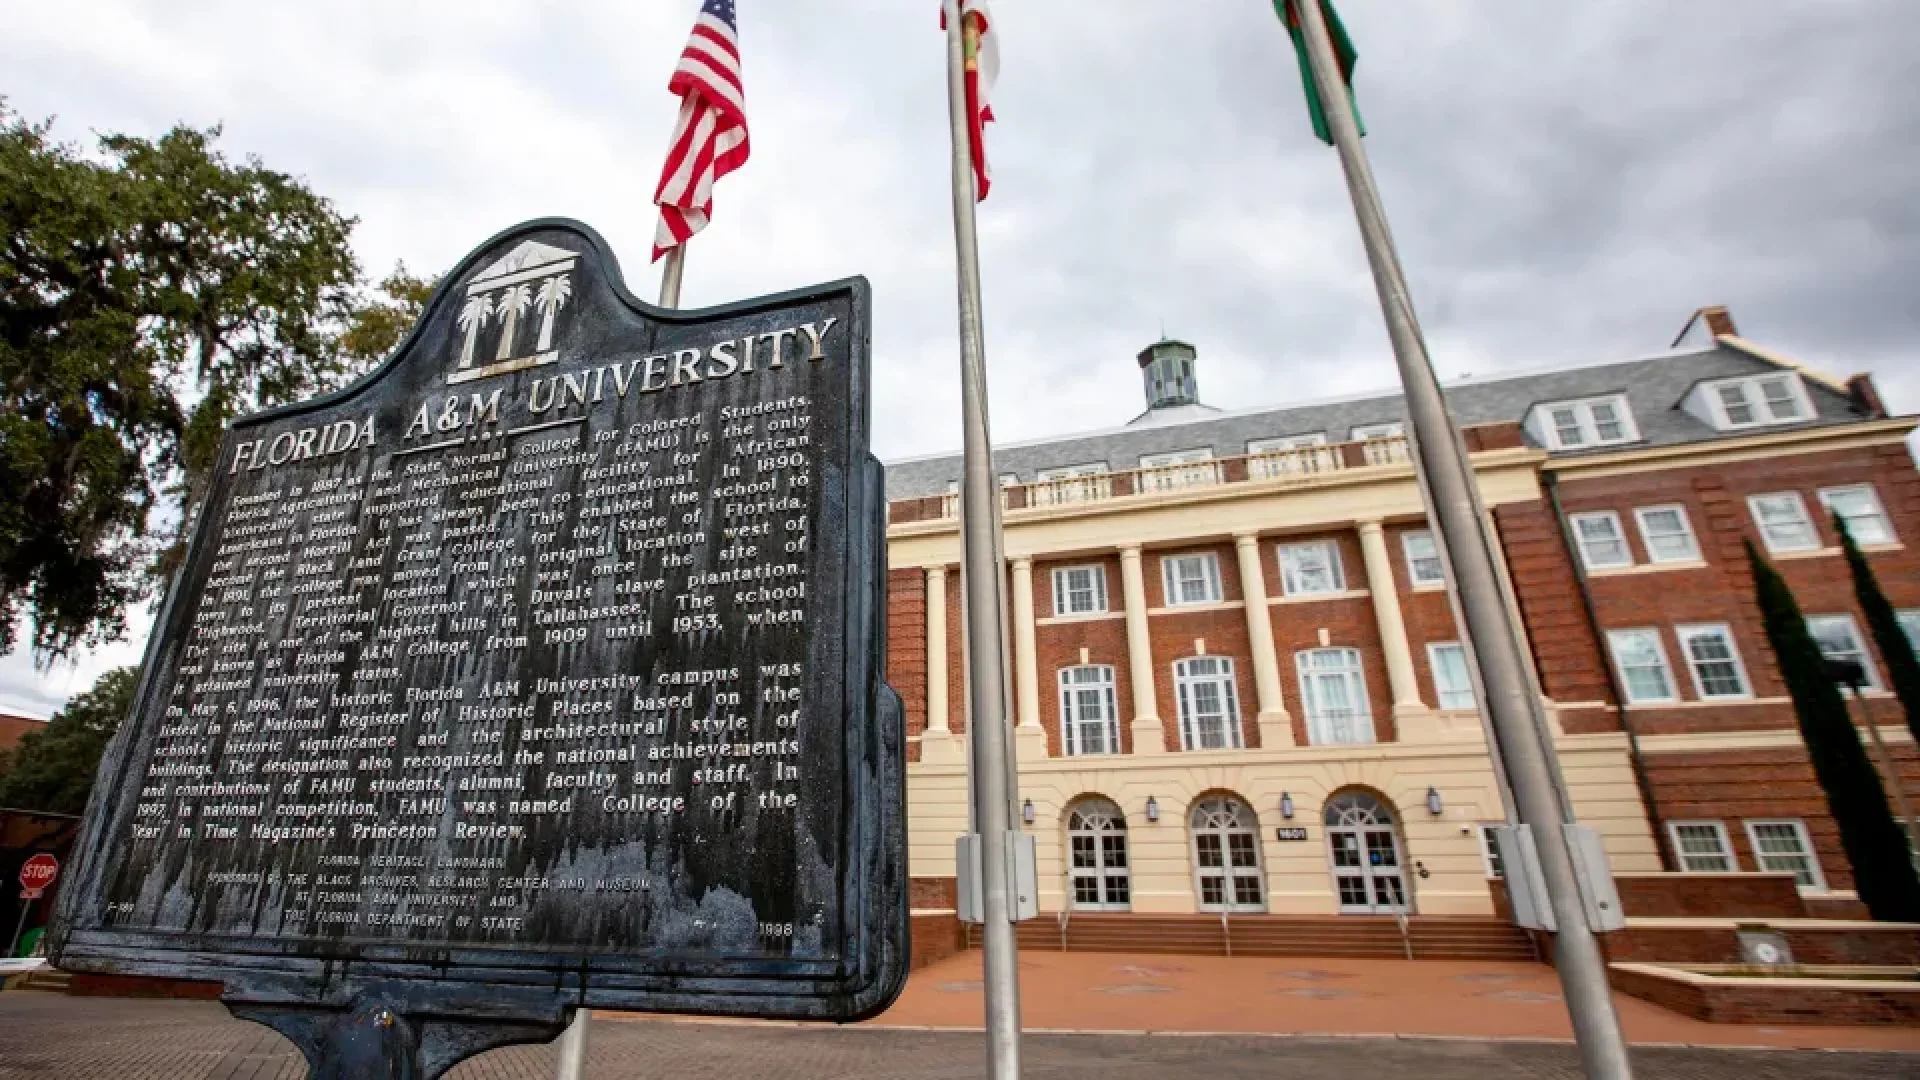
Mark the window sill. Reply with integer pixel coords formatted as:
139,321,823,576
1772,542,1903,561
1037,611,1126,627
1411,582,1447,593
1586,560,1709,577
1148,600,1243,616
1623,695,1789,710
1266,588,1370,605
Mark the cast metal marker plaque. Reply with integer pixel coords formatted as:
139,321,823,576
50,219,905,1077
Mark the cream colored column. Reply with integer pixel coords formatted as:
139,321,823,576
1009,556,1049,760
1233,531,1295,747
1357,520,1426,719
922,565,962,763
1118,545,1165,754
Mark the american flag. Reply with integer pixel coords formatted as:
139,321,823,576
652,0,750,261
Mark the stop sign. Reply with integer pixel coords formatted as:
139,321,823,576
18,853,58,899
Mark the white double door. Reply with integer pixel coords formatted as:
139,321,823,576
1327,823,1409,914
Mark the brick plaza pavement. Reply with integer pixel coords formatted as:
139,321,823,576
1,993,1916,1080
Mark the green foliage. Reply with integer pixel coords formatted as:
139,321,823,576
0,666,139,815
1747,540,1920,921
337,263,437,368
0,101,416,660
1838,514,1920,745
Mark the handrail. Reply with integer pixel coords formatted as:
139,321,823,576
1057,908,1071,952
1220,910,1232,958
1395,912,1413,960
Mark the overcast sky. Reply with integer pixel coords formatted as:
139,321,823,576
3,0,1916,718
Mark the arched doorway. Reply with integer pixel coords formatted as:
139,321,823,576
1066,799,1131,910
1324,791,1409,914
1189,794,1265,912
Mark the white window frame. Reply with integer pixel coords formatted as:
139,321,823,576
1427,642,1476,710
1674,623,1753,701
1140,447,1214,468
1030,462,1113,507
1897,610,1920,657
1818,484,1896,546
1703,373,1813,430
1137,447,1219,492
1533,394,1639,450
1607,628,1678,704
1050,564,1109,617
1570,511,1633,570
1058,665,1120,757
1748,492,1820,553
1296,647,1374,745
1350,421,1403,441
1743,819,1826,890
1036,462,1108,482
1248,433,1327,453
1160,552,1222,607
1246,434,1338,479
1668,820,1736,873
1277,540,1346,597
1476,823,1506,879
1633,504,1701,564
1402,530,1444,586
1173,656,1244,751
1806,614,1880,690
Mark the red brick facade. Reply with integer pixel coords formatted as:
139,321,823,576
887,426,1920,905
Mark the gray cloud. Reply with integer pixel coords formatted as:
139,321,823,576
2,0,1914,713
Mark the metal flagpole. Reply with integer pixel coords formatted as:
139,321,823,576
944,3,1023,1078
1288,3,1635,1077
556,223,695,1080
659,245,688,308
557,248,698,1080
555,1009,590,1080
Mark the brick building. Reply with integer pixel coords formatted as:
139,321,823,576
882,306,1919,917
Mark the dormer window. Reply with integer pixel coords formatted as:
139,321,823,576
1526,394,1638,450
1696,373,1812,430
1350,422,1403,441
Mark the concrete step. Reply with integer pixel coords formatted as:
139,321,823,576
15,969,72,993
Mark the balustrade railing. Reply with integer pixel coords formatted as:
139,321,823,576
906,435,1411,522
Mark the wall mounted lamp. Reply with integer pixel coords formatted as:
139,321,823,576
1426,787,1444,816
1022,798,1035,825
1145,796,1160,823
1280,792,1295,820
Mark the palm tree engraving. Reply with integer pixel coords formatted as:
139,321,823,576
534,273,572,353
456,294,493,369
493,283,533,362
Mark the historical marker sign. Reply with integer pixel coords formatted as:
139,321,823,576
50,220,905,1075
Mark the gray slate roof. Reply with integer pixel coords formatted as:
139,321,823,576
883,344,1868,500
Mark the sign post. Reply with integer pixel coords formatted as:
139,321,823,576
50,219,907,1078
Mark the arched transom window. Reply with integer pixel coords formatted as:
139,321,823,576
1067,799,1130,910
1323,791,1409,914
1190,795,1264,912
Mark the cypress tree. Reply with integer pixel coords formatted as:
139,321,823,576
1837,514,1920,746
1746,539,1920,921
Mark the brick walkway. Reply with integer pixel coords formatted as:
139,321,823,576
870,951,1920,1053
1,992,1916,1080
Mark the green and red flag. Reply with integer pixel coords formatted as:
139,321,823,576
1278,0,1364,145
